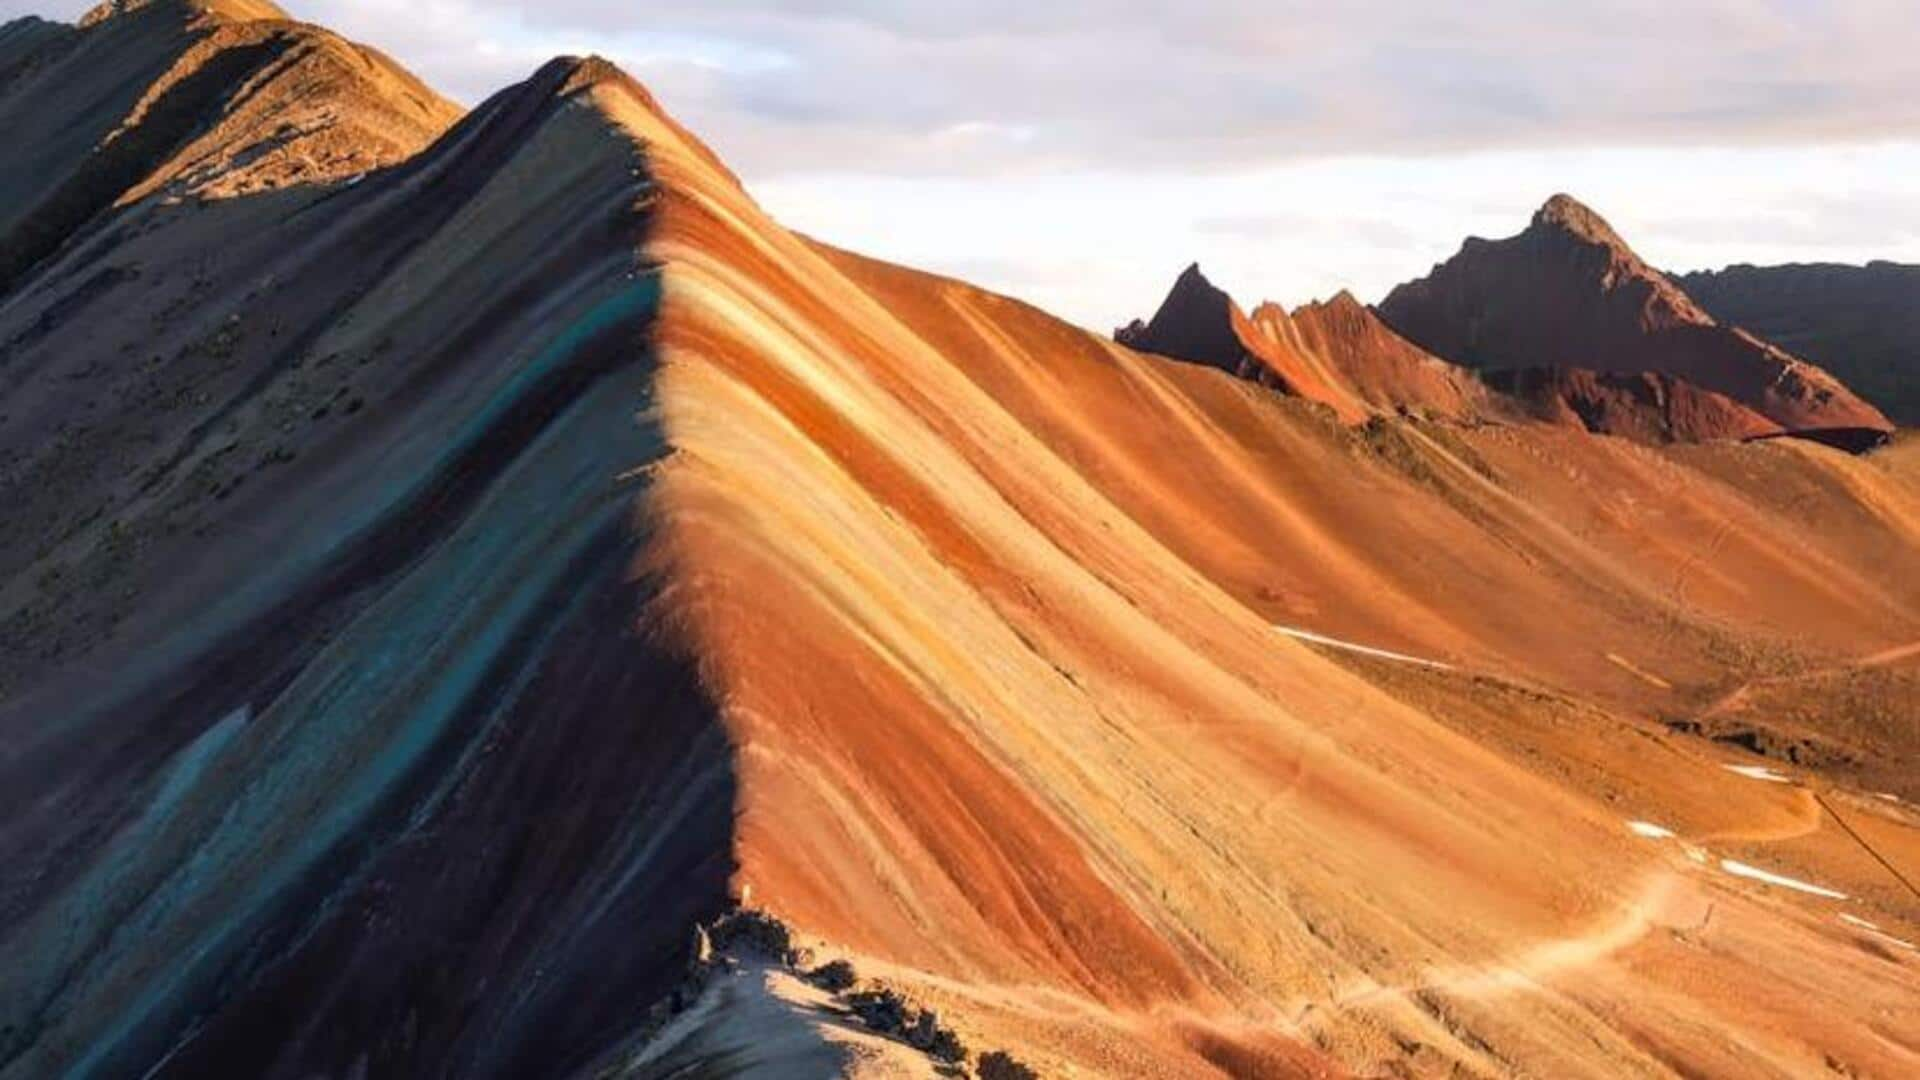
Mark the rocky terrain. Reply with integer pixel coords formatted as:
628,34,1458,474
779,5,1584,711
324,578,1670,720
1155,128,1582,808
1378,195,1895,450
1,4,1917,1078
1681,261,1920,427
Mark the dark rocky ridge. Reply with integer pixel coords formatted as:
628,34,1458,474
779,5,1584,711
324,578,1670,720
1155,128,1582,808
1680,261,1920,427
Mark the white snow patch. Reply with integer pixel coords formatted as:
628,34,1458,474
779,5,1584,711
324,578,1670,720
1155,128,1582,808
1874,792,1903,804
1273,626,1453,670
1840,914,1918,951
1719,859,1848,900
1627,821,1676,839
1722,764,1793,784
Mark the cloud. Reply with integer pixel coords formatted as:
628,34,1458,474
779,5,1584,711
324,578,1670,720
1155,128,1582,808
7,1,1919,331
11,0,1920,179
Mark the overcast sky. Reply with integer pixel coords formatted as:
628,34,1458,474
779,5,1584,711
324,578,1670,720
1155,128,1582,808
12,0,1920,328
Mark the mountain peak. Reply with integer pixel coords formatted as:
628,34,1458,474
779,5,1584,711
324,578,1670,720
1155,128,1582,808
1318,288,1367,315
1115,263,1246,373
1532,192,1628,248
543,54,636,96
526,53,748,197
79,0,290,28
1174,261,1216,290
1377,196,1893,443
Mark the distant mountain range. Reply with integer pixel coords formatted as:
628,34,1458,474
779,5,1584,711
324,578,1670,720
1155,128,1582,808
1680,262,1920,426
1122,194,1903,451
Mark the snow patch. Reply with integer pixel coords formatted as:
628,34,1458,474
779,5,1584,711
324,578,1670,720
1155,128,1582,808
1272,626,1453,670
1840,913,1918,951
1626,821,1676,839
1719,859,1848,900
1722,764,1793,784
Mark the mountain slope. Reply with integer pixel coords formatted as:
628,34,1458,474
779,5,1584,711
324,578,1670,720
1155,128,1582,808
1378,195,1894,449
1,9,1918,1079
1681,261,1920,426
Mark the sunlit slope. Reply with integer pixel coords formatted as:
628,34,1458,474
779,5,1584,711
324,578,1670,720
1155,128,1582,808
605,69,1920,1077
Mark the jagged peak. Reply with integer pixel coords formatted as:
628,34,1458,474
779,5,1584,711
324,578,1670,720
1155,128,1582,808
1311,289,1367,316
1531,193,1629,250
1162,262,1237,310
1172,261,1219,291
80,0,290,29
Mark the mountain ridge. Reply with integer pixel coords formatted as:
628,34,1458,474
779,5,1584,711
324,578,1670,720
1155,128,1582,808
0,0,459,291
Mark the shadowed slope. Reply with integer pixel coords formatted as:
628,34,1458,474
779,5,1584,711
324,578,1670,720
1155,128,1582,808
1681,261,1920,426
0,53,736,1080
1378,195,1893,448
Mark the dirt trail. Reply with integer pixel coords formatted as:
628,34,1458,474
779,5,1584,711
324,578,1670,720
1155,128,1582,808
1701,639,1920,720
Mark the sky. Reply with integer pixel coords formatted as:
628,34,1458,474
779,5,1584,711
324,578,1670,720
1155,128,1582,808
11,0,1920,329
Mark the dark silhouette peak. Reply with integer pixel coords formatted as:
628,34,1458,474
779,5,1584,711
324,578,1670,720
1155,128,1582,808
1114,263,1246,373
1173,261,1220,292
1156,262,1237,322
